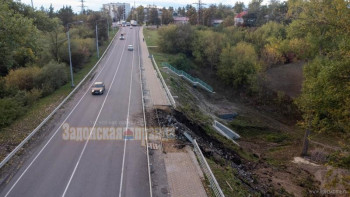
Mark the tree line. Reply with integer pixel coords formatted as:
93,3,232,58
0,0,112,128
157,0,350,167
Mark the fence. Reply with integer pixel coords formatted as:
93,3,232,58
213,120,240,146
193,139,225,197
184,132,225,197
161,62,214,93
150,56,176,108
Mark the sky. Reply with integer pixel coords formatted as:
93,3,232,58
20,0,270,13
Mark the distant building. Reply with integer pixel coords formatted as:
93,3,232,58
103,3,131,21
234,11,248,26
212,19,223,27
173,17,189,24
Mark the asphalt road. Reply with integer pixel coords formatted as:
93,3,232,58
0,26,150,197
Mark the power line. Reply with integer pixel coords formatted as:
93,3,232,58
193,0,206,25
78,0,87,14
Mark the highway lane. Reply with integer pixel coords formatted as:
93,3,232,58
0,26,150,197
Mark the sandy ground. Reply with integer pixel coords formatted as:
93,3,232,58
264,61,304,98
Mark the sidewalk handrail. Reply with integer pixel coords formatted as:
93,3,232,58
193,139,225,197
161,62,214,93
150,55,176,108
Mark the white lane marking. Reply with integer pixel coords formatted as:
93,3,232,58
4,31,123,197
61,35,129,197
118,27,136,197
137,27,153,197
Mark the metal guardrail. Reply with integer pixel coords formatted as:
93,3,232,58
183,132,225,197
139,26,153,197
0,29,120,169
213,120,240,139
193,139,225,197
213,120,240,146
150,55,176,108
161,62,214,93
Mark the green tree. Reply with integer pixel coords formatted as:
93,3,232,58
48,4,55,18
203,5,217,26
296,57,350,133
267,0,288,24
87,12,110,43
57,6,75,26
293,0,350,135
192,30,225,70
136,6,145,24
158,24,193,55
0,2,39,76
247,21,286,52
218,42,259,88
243,0,269,27
161,8,174,25
148,8,160,25
222,16,235,27
286,0,350,57
169,53,192,72
233,2,245,13
177,7,186,16
186,6,197,25
59,37,94,70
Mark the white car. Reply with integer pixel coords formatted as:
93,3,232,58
128,45,133,51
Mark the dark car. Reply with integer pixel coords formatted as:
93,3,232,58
91,82,105,95
120,33,125,40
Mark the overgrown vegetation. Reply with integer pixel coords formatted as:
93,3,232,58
0,0,113,128
155,0,350,167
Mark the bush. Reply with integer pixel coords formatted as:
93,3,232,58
0,98,25,128
192,30,225,70
36,61,68,96
0,77,6,98
5,66,41,91
261,43,286,67
169,53,192,72
59,38,94,70
296,56,350,133
24,88,42,105
218,42,259,88
158,24,193,55
247,21,286,52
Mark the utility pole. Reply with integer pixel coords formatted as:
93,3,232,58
193,0,206,25
95,19,108,58
79,0,87,14
95,22,99,58
301,117,312,156
66,21,84,87
31,0,34,9
123,3,126,21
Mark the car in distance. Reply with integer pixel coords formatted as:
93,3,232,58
128,45,133,51
120,33,125,40
91,82,105,95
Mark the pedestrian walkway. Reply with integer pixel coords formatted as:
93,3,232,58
139,27,170,108
164,146,207,197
